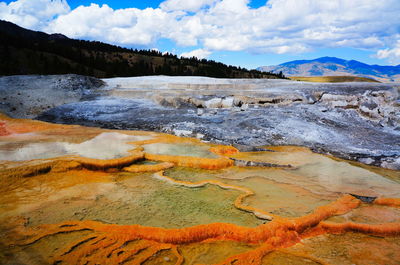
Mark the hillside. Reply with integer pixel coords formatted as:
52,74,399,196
0,20,281,79
258,57,400,82
289,76,380,83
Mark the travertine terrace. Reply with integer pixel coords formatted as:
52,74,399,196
1,113,400,264
28,76,399,170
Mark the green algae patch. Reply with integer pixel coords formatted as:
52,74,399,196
165,167,332,218
235,177,331,218
164,167,224,184
17,171,261,228
138,183,262,228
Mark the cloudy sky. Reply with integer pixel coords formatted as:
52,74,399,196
0,0,399,68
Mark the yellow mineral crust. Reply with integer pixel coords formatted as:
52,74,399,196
123,162,175,173
0,113,70,134
1,152,145,178
72,151,145,170
209,145,240,156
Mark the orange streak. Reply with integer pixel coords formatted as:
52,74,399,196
0,121,11,136
145,153,233,169
374,198,400,207
123,162,175,173
307,221,400,237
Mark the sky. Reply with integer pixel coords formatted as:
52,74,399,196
0,0,399,69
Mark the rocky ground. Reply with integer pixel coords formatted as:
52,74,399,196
1,75,399,169
0,75,104,119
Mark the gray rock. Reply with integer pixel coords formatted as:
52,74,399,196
197,108,204,116
0,74,105,119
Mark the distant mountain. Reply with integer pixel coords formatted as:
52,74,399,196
258,57,400,82
0,20,281,79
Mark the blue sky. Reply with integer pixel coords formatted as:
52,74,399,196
1,0,399,68
67,0,164,10
65,0,269,10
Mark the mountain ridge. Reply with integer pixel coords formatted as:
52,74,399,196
258,57,400,82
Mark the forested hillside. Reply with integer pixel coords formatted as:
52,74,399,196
0,20,282,79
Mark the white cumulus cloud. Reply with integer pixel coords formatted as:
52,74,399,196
180,48,211,59
46,4,181,45
377,39,400,65
160,0,217,12
0,0,69,29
